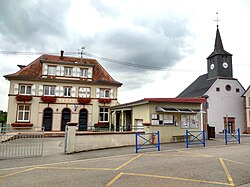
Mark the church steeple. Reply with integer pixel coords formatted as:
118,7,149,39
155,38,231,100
215,26,224,51
207,25,233,79
208,26,232,58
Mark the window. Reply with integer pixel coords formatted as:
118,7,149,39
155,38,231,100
99,107,109,122
216,87,220,92
48,66,56,75
151,114,174,125
80,68,87,78
181,114,198,128
236,88,240,93
17,105,30,122
19,85,31,95
64,87,71,97
225,85,231,91
44,86,55,96
100,89,110,98
79,87,91,98
64,67,73,76
248,97,250,106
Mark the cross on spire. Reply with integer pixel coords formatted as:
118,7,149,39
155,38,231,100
214,12,220,27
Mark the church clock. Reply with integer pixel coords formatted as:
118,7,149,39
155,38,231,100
222,62,228,69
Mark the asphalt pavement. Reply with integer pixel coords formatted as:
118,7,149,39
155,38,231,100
0,135,250,187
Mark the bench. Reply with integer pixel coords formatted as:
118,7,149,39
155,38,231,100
172,135,190,143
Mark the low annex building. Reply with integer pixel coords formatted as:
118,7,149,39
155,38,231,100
4,51,122,131
110,98,206,142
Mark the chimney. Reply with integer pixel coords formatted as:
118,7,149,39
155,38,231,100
60,50,64,60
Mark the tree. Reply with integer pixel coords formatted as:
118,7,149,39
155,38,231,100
0,111,7,124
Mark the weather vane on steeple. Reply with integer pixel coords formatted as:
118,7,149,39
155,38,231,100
214,12,220,27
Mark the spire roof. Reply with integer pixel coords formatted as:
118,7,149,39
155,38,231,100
207,26,232,58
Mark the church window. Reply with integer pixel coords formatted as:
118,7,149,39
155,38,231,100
236,88,240,93
216,87,220,92
225,85,231,91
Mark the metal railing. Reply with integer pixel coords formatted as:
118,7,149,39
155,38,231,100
0,126,44,159
77,125,145,132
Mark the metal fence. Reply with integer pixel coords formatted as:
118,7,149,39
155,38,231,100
84,125,145,132
0,126,44,159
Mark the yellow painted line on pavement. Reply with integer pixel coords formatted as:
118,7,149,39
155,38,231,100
115,154,142,170
177,150,213,158
36,166,115,171
0,153,138,171
105,172,124,187
143,153,210,158
219,158,235,186
105,172,234,187
0,167,37,179
223,158,250,167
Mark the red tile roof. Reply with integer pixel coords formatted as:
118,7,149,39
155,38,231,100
4,54,122,86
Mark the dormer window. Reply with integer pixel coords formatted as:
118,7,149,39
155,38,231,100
80,68,88,78
48,66,56,75
64,67,73,76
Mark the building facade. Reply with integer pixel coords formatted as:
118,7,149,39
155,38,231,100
177,26,245,133
243,86,250,134
4,51,122,131
110,98,206,142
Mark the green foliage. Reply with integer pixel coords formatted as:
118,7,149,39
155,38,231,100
0,111,7,124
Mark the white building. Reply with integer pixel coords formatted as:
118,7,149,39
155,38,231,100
178,26,245,133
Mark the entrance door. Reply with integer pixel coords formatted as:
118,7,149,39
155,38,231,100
79,109,88,131
61,108,71,131
43,108,53,131
116,112,120,131
224,117,235,133
135,119,144,132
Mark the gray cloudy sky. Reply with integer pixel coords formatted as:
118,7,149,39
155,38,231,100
0,0,250,110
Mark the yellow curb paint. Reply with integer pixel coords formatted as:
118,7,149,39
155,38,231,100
105,172,124,187
219,158,235,186
115,154,142,170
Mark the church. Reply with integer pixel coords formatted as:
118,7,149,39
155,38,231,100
177,25,245,133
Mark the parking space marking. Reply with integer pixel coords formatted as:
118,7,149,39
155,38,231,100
177,150,214,158
142,153,210,158
105,172,124,187
0,154,141,180
2,148,247,186
0,167,36,179
0,153,138,171
115,154,141,170
223,158,250,167
105,172,234,187
219,158,235,186
36,166,115,171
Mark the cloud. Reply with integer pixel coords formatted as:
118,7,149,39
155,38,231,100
0,0,194,110
84,16,192,89
0,0,70,50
